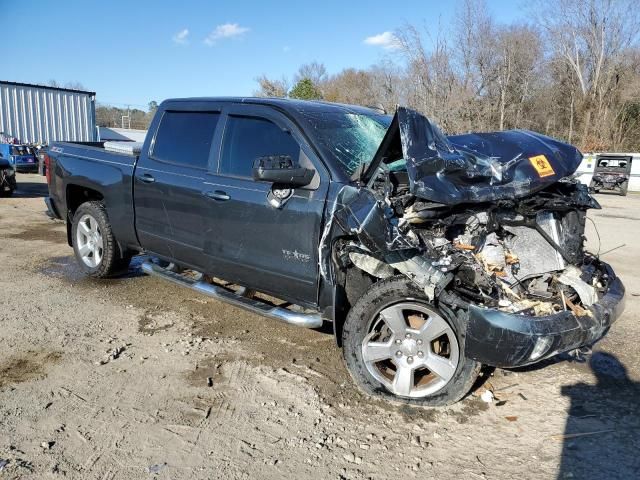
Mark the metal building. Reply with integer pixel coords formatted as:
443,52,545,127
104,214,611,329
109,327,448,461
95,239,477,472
0,81,96,145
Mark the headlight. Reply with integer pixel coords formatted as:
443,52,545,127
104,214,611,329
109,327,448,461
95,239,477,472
529,335,553,361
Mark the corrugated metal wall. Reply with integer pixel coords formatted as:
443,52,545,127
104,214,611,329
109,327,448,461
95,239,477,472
0,81,96,144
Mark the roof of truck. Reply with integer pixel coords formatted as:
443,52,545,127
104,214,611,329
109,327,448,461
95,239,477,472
161,96,387,116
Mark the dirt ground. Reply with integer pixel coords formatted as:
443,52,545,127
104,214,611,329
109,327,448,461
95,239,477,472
0,174,638,480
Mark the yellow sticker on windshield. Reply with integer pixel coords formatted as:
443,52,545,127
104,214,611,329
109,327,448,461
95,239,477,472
529,155,555,177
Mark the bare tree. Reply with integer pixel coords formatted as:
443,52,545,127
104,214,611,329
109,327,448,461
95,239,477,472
323,69,376,106
293,62,328,86
533,0,640,145
254,75,289,98
47,80,87,90
369,61,406,112
250,0,640,152
493,25,543,130
395,23,463,131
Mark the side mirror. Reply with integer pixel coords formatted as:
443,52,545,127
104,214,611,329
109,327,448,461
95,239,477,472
252,155,314,188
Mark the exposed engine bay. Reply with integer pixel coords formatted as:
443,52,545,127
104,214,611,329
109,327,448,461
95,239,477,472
326,107,614,325
342,174,608,319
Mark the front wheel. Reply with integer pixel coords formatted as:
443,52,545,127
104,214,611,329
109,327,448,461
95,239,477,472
71,201,131,278
342,276,480,406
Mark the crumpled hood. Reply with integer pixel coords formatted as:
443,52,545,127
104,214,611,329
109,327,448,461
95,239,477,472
368,107,583,205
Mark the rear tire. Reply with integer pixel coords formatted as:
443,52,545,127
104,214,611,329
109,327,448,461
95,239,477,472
620,181,628,196
342,276,480,406
0,176,16,197
71,201,131,278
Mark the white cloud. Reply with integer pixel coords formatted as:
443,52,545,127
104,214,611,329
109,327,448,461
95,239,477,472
283,45,291,53
172,28,189,45
204,23,250,46
363,31,400,50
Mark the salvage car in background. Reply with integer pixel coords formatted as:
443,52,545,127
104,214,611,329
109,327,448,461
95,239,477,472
43,98,625,406
589,154,632,195
0,143,38,173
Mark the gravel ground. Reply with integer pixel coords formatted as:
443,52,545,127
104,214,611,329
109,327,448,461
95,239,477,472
0,174,638,479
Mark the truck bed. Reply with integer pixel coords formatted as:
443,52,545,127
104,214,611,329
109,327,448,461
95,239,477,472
46,141,140,251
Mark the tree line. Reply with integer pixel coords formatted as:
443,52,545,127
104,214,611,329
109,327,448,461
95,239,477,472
95,101,158,131
255,0,640,152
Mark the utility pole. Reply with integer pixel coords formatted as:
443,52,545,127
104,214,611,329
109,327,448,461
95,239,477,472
121,105,131,129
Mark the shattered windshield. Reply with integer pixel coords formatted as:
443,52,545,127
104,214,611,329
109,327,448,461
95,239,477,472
302,112,391,176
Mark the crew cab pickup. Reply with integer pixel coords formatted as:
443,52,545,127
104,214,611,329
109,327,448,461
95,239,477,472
45,98,625,406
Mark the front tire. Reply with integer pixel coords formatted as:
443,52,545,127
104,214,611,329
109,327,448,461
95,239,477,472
71,201,130,278
342,276,480,406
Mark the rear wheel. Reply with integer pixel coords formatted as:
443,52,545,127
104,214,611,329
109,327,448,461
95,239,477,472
342,276,480,406
620,181,628,196
71,201,131,278
0,176,16,197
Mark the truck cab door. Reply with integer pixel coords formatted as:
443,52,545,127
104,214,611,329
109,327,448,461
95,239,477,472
134,104,223,269
203,104,330,307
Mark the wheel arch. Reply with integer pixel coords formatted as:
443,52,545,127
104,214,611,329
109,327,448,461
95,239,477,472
65,184,105,246
328,236,377,347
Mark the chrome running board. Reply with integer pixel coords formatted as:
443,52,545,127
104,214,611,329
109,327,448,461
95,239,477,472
141,261,323,329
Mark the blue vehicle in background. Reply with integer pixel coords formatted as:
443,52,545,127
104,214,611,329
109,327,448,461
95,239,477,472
0,143,38,173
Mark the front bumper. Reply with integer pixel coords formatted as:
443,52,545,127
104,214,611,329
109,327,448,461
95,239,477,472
464,262,625,367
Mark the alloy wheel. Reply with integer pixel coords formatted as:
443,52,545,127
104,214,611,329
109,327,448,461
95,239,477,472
361,302,460,398
76,214,104,268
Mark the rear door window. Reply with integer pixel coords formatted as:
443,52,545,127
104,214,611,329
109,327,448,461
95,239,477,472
152,111,220,169
219,115,301,178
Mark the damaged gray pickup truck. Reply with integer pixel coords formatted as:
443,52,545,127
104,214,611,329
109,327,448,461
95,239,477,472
45,98,625,406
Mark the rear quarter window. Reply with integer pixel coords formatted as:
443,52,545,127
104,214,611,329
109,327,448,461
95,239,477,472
152,111,220,169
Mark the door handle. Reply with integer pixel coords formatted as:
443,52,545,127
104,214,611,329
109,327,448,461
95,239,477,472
138,173,155,184
204,190,230,201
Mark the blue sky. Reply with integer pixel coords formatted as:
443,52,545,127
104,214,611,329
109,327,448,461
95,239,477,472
6,0,526,109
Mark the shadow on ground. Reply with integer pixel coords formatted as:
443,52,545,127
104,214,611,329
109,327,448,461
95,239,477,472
557,352,640,479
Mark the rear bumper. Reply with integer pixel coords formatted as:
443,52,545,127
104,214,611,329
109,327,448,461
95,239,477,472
45,196,62,220
15,164,39,173
590,175,627,188
464,262,625,367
